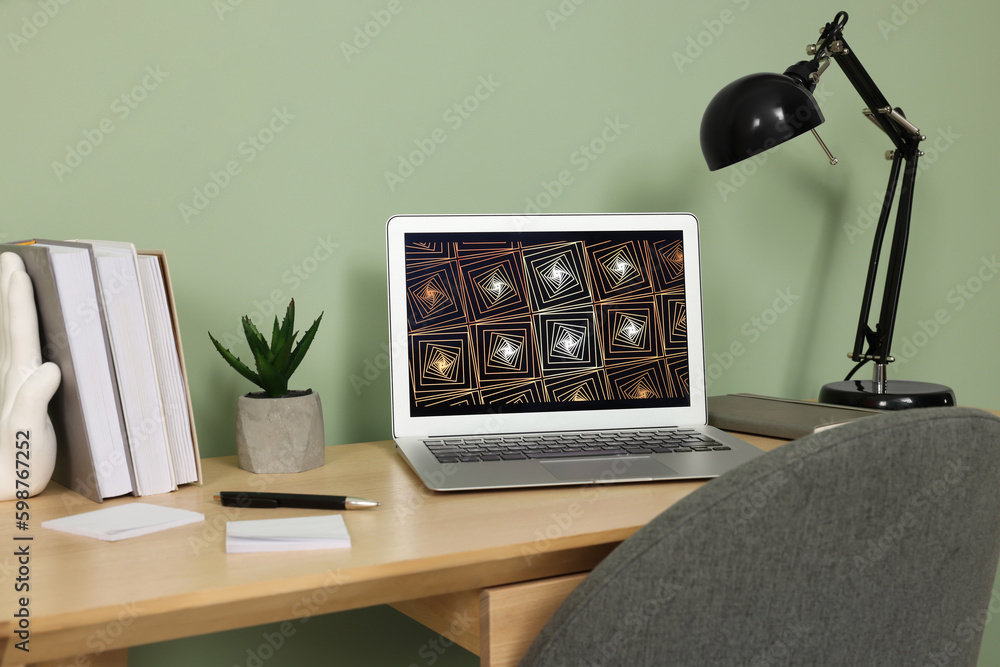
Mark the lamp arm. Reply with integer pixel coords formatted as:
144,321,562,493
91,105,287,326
813,12,917,152
813,12,926,379
825,45,910,152
851,151,904,362
872,144,920,366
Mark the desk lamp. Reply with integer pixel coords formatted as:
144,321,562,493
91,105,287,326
699,10,955,410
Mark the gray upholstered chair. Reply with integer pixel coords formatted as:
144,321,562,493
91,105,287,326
521,406,1000,666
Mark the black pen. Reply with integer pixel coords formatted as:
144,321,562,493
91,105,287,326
214,491,380,510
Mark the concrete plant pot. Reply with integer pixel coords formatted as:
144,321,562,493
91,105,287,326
235,389,325,473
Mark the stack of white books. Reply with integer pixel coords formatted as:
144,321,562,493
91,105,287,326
2,240,201,501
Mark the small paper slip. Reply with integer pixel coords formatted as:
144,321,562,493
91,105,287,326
226,515,352,554
41,503,205,541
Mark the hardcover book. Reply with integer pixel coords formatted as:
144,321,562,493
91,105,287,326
136,250,201,485
75,240,176,496
2,241,134,501
707,393,882,439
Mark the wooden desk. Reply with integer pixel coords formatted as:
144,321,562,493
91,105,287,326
0,432,783,667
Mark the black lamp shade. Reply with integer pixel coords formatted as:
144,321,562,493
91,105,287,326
700,72,825,171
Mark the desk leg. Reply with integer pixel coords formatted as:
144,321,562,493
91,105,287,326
22,648,128,667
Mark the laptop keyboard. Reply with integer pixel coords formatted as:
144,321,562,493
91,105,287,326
423,428,732,463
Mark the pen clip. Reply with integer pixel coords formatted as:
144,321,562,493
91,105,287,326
244,497,280,508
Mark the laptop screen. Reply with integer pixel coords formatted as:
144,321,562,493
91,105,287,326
402,229,691,418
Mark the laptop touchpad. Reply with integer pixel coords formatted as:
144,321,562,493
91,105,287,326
540,456,676,482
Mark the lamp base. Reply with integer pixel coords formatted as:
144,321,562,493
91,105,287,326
819,380,956,411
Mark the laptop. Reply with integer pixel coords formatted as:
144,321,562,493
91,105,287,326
386,213,763,491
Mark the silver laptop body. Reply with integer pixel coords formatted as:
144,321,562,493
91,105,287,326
386,213,763,491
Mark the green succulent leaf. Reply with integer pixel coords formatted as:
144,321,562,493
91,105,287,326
252,343,286,397
269,315,282,352
210,301,322,397
208,332,262,387
272,300,294,351
286,312,323,380
273,332,297,375
243,317,274,367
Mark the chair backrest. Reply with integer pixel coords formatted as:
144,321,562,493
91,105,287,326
520,407,1000,667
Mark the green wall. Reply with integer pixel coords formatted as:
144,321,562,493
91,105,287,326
4,0,998,664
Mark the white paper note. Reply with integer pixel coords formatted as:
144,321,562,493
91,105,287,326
226,515,352,553
41,503,204,541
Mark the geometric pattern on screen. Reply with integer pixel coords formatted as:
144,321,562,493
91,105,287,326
404,232,688,415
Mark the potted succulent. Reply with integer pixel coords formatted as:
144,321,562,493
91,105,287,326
209,300,325,473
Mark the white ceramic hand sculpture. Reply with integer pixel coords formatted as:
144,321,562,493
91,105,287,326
0,252,61,501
